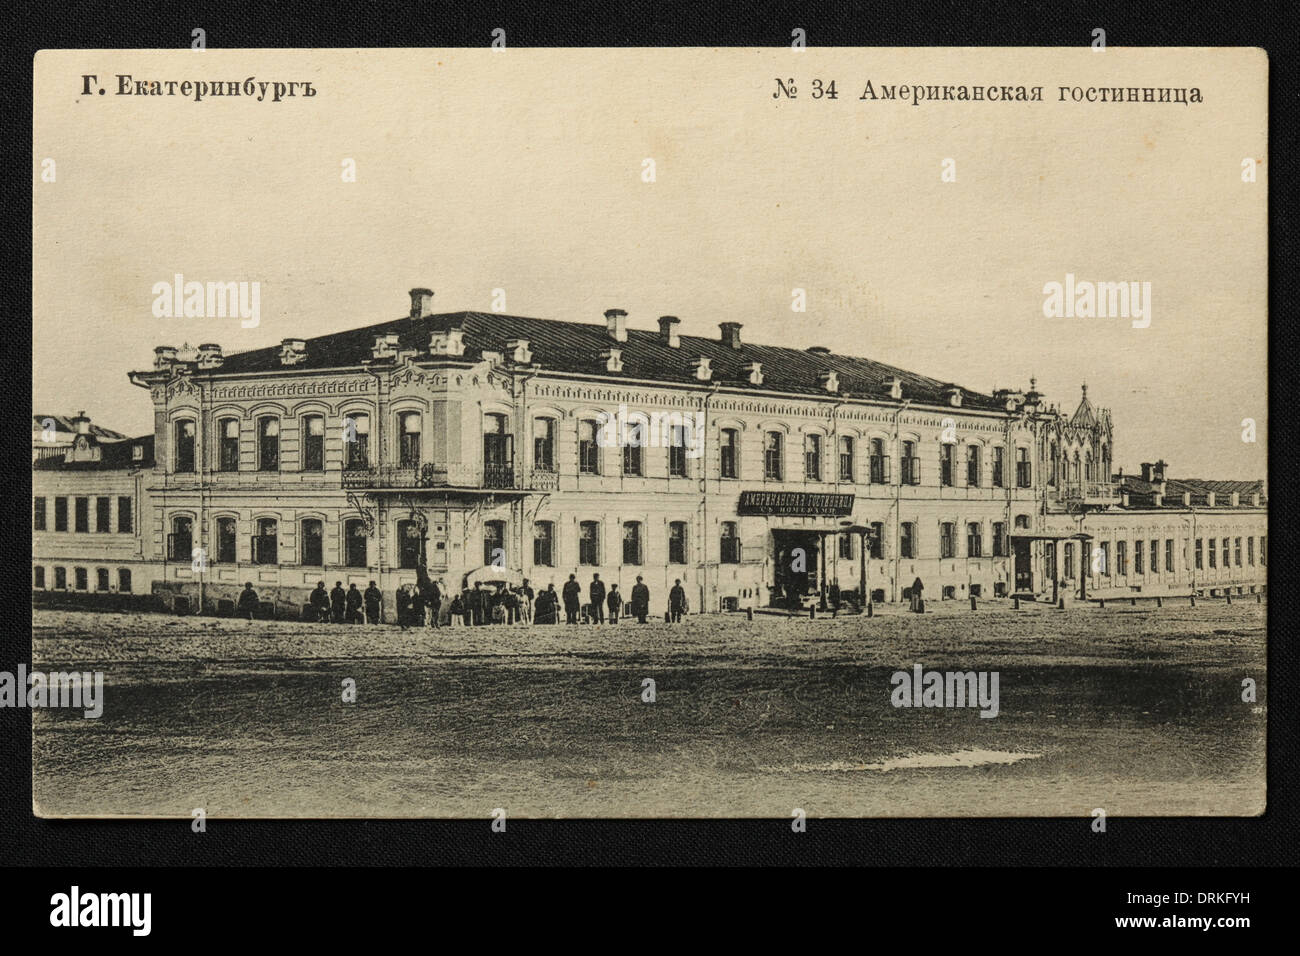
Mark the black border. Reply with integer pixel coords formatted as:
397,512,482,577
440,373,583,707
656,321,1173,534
3,0,1295,868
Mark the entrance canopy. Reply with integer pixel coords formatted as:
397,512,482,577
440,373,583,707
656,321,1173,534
463,565,525,588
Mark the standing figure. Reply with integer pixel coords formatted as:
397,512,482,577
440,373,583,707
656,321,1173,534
310,581,331,624
237,582,260,622
395,584,413,629
607,584,622,624
345,583,363,624
669,578,688,623
519,579,535,625
631,576,650,624
589,574,606,625
363,580,383,624
471,582,487,626
910,576,925,613
330,581,347,624
562,574,582,624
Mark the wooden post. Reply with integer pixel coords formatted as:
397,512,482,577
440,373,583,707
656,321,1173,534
970,594,977,611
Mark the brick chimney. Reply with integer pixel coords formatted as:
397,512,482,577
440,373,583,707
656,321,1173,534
1153,459,1167,482
71,411,90,435
719,322,742,349
409,287,434,319
196,343,224,369
1140,462,1154,482
658,316,681,348
605,309,628,342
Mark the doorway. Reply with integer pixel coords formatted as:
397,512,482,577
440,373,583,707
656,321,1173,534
772,530,821,608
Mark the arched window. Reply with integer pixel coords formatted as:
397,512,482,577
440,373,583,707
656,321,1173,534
254,517,278,564
940,443,955,486
804,433,822,481
96,568,110,591
484,520,506,568
763,431,783,480
720,522,741,564
579,420,600,474
302,415,325,471
900,522,915,559
533,521,554,566
870,438,890,484
483,414,513,487
257,417,280,471
967,522,983,558
54,567,67,589
117,568,132,592
344,412,370,470
74,567,88,591
398,411,422,467
622,521,643,565
668,521,688,564
1016,447,1031,488
720,428,739,479
622,419,644,476
966,445,982,487
669,424,689,478
902,440,919,485
174,419,196,473
345,519,368,568
838,435,855,483
216,516,237,563
533,418,556,472
578,521,600,565
301,518,323,566
218,417,240,471
397,519,422,569
169,516,193,561
939,522,955,559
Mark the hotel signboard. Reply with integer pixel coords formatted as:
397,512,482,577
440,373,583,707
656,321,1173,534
736,491,855,517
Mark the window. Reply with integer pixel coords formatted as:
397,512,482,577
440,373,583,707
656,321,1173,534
74,497,89,533
484,520,506,568
1134,540,1144,574
668,521,688,565
301,518,324,566
1098,541,1110,575
939,443,954,486
939,522,955,559
33,567,45,589
118,568,132,593
720,428,738,479
1165,538,1174,572
344,413,370,470
1247,536,1255,565
118,496,133,533
169,517,193,562
1117,540,1128,575
764,431,783,480
1149,540,1158,575
1196,538,1204,570
216,517,237,564
993,446,1004,487
483,414,514,487
33,497,46,531
74,567,88,591
218,418,240,471
870,521,885,560
397,519,422,569
622,431,643,476
1208,538,1217,568
55,497,68,532
254,518,278,565
967,522,983,558
54,567,67,589
720,522,741,564
1016,448,1032,488
579,420,601,475
533,521,554,567
1261,536,1266,565
1221,538,1229,570
345,520,368,568
622,522,643,565
174,419,196,473
966,446,981,487
96,568,109,591
1234,537,1242,567
258,417,280,471
302,415,325,471
579,521,600,565
838,533,853,560
870,438,890,484
838,436,854,482
1064,543,1074,580
804,434,822,481
96,496,111,533
902,441,919,485
398,412,422,467
900,522,915,559
669,425,689,477
533,418,556,472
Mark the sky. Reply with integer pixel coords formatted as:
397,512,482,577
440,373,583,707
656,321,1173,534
34,47,1267,479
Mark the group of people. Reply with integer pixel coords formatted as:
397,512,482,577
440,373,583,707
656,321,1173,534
236,571,698,626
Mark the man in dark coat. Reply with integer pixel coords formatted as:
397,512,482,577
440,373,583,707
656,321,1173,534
539,584,558,624
310,581,331,623
424,579,442,628
630,576,650,624
607,584,622,624
363,580,383,624
909,577,925,613
395,584,412,629
562,574,582,624
237,582,260,622
345,583,363,624
471,582,486,626
589,574,606,625
330,581,347,623
669,579,688,623
410,585,426,627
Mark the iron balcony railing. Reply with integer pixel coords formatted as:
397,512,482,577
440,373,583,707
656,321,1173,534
341,462,518,491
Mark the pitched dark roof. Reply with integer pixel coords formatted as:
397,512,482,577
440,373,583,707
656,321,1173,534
33,435,154,471
32,414,128,441
1117,473,1265,508
201,311,1003,410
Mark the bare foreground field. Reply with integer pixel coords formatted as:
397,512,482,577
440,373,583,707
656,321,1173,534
31,601,1266,818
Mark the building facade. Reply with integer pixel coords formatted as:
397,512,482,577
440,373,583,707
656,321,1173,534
32,288,1267,619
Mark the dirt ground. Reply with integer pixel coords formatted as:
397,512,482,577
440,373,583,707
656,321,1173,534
30,600,1266,818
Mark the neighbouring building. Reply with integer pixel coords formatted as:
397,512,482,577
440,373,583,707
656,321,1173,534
32,287,1267,619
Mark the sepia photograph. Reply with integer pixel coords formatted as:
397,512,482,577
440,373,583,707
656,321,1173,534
28,45,1266,821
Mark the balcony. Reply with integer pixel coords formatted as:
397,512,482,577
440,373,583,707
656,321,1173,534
342,462,518,491
1059,480,1120,504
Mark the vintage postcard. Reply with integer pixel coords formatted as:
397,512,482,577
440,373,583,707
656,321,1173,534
29,46,1266,818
